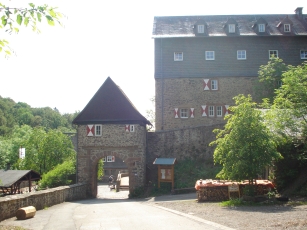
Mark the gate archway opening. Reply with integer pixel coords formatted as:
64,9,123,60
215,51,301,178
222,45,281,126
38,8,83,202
93,155,130,199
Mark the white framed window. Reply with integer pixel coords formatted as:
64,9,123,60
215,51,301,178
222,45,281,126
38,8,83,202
258,24,265,32
269,50,278,58
95,125,102,136
130,125,135,132
180,109,188,118
300,50,307,59
229,24,235,33
205,51,215,60
174,52,183,61
198,25,204,33
237,50,246,60
102,157,106,162
107,156,115,162
217,106,223,117
209,106,215,117
284,24,291,32
211,80,218,90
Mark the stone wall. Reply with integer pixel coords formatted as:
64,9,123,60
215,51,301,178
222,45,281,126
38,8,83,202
155,76,255,131
146,124,224,183
0,183,88,222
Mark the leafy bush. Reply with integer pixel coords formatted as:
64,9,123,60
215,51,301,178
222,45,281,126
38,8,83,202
174,158,222,188
38,160,75,189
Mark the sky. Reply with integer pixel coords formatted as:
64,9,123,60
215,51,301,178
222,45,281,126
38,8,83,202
1,0,306,116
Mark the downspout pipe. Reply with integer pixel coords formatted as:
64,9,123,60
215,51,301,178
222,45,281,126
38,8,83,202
160,38,164,130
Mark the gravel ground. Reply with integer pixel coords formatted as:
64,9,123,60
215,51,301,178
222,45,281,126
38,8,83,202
155,197,307,230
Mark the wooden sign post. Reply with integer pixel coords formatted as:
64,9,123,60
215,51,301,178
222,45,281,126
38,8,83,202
228,184,240,199
153,158,176,190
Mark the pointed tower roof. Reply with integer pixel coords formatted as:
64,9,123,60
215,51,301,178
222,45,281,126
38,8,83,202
73,77,151,126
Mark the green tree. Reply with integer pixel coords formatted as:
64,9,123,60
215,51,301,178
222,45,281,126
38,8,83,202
263,61,307,180
254,57,288,103
21,127,75,174
210,94,282,186
0,96,16,135
0,124,33,169
272,61,307,139
0,2,62,56
0,95,79,136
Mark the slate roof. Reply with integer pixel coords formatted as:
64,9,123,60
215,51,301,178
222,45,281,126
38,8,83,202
152,8,307,37
153,158,177,165
0,170,41,188
73,77,151,126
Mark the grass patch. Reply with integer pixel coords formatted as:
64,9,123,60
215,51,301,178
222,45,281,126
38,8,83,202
287,200,307,206
220,197,307,207
0,226,28,230
220,198,254,207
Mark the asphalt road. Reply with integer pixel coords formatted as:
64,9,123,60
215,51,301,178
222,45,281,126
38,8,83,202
0,185,234,230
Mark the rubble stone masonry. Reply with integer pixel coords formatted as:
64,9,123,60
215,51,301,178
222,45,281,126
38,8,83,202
76,124,147,197
0,183,87,222
155,76,256,131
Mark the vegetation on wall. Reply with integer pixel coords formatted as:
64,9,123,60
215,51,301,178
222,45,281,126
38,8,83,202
97,159,104,180
174,158,222,188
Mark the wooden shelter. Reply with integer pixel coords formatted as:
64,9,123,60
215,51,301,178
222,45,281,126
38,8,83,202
0,170,41,195
153,158,176,190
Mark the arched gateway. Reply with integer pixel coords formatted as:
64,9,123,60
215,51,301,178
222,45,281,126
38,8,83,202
73,77,151,197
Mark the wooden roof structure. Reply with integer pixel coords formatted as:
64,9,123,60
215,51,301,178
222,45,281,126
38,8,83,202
0,170,41,195
72,77,151,126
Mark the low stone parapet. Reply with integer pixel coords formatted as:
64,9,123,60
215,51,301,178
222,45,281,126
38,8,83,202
0,183,88,221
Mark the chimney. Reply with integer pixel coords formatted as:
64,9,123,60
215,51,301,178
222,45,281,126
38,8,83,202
295,7,303,19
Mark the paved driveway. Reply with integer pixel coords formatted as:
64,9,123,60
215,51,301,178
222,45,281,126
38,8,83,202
0,185,234,230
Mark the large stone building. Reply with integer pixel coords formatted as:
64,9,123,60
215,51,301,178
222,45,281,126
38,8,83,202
152,7,307,131
73,8,307,196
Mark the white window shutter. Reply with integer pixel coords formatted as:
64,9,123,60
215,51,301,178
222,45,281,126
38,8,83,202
87,125,94,136
190,108,195,118
201,105,207,116
174,108,179,118
203,79,210,90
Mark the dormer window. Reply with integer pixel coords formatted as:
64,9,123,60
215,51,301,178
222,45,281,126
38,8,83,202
194,20,208,35
258,24,265,32
229,24,235,33
284,24,291,32
198,25,204,33
253,18,267,34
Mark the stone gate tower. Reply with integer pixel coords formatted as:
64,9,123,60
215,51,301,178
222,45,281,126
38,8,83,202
73,77,151,197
